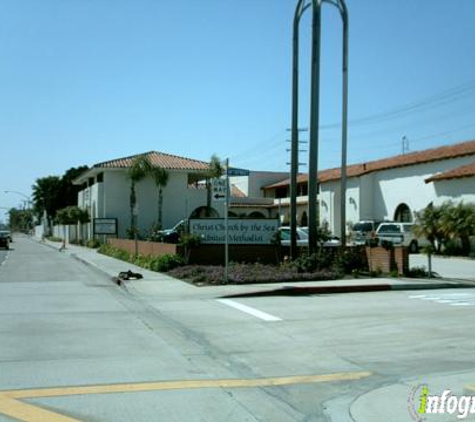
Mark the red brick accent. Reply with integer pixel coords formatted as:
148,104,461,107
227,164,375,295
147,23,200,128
107,239,279,265
108,238,181,256
365,246,408,275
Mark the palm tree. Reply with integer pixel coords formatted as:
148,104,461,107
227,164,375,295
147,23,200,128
441,201,475,255
205,154,224,216
127,155,153,238
151,167,169,229
413,202,445,253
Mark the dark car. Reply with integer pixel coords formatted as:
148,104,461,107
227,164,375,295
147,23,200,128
157,220,186,243
0,231,10,250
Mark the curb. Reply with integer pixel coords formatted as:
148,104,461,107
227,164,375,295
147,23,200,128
222,280,475,299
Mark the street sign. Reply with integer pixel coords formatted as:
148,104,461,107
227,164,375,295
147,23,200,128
227,167,250,177
212,178,227,202
93,218,118,235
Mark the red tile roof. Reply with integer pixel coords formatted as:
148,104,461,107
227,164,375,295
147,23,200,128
94,151,209,171
231,185,247,198
425,160,475,183
263,139,475,189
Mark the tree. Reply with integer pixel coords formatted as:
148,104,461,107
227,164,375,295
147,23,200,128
126,155,153,238
31,165,89,221
440,201,475,255
32,176,63,220
413,202,446,253
205,154,224,216
55,206,90,225
8,208,33,232
414,201,475,256
61,166,89,207
151,167,169,229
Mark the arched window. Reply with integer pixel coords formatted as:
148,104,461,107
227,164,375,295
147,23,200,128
394,203,412,222
190,206,219,218
300,211,308,227
247,211,266,219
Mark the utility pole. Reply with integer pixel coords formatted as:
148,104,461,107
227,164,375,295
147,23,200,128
402,136,409,154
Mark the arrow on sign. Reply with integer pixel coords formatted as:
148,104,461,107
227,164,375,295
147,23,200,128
214,193,226,200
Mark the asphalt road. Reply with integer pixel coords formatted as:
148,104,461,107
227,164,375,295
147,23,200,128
0,250,7,267
0,237,474,421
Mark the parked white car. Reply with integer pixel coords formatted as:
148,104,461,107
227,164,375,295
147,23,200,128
279,227,309,247
375,222,428,253
279,227,341,247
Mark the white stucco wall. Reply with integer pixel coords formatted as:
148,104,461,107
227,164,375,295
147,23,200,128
230,171,289,198
370,155,475,221
78,169,208,239
316,154,475,235
431,177,475,205
319,184,336,233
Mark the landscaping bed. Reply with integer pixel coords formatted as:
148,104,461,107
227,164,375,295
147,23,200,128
98,243,370,285
168,263,340,286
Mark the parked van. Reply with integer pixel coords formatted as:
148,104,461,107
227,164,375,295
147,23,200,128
349,220,380,245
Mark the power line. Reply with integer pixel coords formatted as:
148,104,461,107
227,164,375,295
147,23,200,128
320,78,475,129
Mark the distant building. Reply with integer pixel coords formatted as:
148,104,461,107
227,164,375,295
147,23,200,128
74,139,475,240
73,152,287,239
262,139,475,235
74,151,210,238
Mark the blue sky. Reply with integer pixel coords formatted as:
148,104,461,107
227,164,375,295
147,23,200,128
1,0,475,219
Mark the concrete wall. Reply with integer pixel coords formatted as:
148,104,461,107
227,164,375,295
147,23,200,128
230,171,288,198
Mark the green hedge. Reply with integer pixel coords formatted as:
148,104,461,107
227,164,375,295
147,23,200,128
98,243,184,273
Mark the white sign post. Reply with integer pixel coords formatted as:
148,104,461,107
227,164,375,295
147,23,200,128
224,159,230,283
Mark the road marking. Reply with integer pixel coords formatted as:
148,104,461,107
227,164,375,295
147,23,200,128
0,371,372,421
0,396,80,422
217,298,282,321
408,292,475,307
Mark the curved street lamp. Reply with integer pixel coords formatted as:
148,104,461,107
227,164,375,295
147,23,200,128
290,0,349,257
4,190,32,208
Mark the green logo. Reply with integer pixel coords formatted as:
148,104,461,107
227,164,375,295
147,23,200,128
418,385,429,414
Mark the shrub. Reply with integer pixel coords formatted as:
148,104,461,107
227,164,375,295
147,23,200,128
406,266,430,278
291,248,336,273
148,254,184,272
98,243,183,273
85,238,101,249
334,246,368,274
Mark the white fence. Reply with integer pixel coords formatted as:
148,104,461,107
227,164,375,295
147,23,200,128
50,224,88,243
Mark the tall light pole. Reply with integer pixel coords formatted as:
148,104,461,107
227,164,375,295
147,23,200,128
4,190,32,208
290,0,349,254
4,190,33,231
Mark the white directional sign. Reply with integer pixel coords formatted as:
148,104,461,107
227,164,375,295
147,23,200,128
212,178,227,202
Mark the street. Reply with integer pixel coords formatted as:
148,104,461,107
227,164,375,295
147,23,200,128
0,237,474,421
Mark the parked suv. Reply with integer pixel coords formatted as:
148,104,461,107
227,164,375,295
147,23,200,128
375,222,427,253
349,220,380,245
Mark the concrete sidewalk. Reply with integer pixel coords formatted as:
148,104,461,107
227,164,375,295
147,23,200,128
349,371,475,422
36,237,475,300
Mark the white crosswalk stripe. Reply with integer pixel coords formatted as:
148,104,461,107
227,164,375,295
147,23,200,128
408,292,475,307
